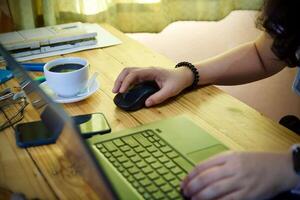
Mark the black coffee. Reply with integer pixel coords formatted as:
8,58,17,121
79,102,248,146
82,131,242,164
49,63,84,73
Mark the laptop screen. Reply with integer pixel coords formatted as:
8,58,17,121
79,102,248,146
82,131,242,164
0,43,116,199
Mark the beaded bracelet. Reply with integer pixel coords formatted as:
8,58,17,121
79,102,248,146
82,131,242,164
175,61,199,89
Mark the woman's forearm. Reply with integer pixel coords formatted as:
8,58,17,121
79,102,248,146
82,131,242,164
194,33,286,86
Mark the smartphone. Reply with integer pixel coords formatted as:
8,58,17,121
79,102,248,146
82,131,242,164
72,113,111,138
15,113,111,148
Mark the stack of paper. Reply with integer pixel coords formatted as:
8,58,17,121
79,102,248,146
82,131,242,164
0,22,122,61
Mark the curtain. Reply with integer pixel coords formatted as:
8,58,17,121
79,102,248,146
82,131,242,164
8,0,263,33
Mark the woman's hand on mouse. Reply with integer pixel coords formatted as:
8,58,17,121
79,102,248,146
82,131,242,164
180,151,300,200
112,67,194,107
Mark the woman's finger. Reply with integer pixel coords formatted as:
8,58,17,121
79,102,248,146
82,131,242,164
118,67,159,93
183,165,234,197
181,152,230,188
119,71,143,93
112,67,135,93
216,190,243,200
191,177,240,200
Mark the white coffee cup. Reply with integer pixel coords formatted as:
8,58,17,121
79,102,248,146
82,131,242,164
44,57,89,97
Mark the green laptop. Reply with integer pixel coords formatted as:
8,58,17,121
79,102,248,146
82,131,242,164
88,116,228,200
1,43,228,200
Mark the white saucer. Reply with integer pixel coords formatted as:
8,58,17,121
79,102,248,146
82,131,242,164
40,80,99,103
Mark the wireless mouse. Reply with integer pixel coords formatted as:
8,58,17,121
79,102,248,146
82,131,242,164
113,81,160,111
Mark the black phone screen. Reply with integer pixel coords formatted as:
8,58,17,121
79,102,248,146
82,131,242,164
17,121,54,142
72,113,111,137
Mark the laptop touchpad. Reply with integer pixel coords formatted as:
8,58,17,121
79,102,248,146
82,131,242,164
187,144,228,164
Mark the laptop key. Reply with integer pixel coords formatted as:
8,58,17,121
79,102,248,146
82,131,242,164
167,190,180,199
132,181,139,188
148,137,155,142
160,146,172,153
116,156,127,163
103,141,118,152
136,161,147,168
165,161,176,169
152,135,160,141
140,151,151,158
134,146,145,153
151,162,162,169
113,139,125,147
122,170,130,178
163,172,175,181
108,157,116,163
147,145,157,153
133,172,146,180
140,179,151,187
145,157,156,164
154,142,162,148
122,136,139,148
120,145,130,152
170,179,180,188
142,132,150,137
177,172,186,180
157,167,168,175
171,166,183,175
104,152,112,158
112,161,120,168
130,155,142,163
146,184,158,193
152,151,163,158
112,150,123,158
173,157,194,172
158,140,166,147
117,166,125,173
166,151,179,159
99,148,107,153
137,187,145,194
153,177,165,186
125,149,135,157
133,134,152,147
142,166,153,174
128,175,134,183
158,156,169,163
143,192,151,200
161,184,173,193
153,191,164,200
128,167,139,174
123,161,134,169
148,171,159,180
146,130,154,136
96,144,106,152
96,143,103,148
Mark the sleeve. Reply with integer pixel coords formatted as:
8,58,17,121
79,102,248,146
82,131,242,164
291,182,300,195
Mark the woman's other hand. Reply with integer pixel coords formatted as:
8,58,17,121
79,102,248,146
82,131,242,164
112,66,194,107
181,151,300,200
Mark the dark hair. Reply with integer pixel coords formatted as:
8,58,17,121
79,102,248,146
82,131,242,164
257,0,300,67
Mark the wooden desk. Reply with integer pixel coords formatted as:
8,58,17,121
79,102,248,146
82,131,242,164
0,24,299,199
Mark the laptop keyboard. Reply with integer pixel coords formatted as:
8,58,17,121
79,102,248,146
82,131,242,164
96,129,193,200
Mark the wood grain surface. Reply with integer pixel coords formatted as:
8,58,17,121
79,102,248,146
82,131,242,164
0,24,299,199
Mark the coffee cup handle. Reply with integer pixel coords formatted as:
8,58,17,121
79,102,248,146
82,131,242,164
78,72,99,96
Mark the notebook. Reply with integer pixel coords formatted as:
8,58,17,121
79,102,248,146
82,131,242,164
0,43,228,200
